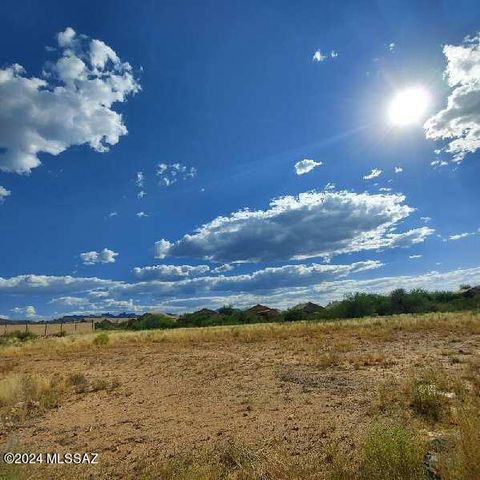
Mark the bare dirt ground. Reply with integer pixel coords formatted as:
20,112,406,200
1,313,479,479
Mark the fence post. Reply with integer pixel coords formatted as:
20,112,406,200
25,322,28,333
74,320,77,332
91,319,94,332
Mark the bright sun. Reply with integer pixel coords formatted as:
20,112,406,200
388,87,431,126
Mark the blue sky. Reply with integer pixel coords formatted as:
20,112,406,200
1,0,480,319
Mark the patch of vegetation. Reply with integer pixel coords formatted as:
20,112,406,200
360,421,425,480
67,372,89,393
439,401,480,480
93,332,110,346
409,370,446,423
0,373,64,425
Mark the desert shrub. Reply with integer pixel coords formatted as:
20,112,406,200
409,371,445,422
439,401,480,480
68,372,89,393
360,421,424,480
0,374,64,416
93,333,110,346
3,330,38,342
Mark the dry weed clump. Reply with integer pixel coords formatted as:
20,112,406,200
0,373,65,425
439,400,480,480
67,372,120,394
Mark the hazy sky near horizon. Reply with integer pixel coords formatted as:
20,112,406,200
1,0,480,319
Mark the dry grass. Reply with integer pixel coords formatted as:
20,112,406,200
0,373,65,426
0,311,479,358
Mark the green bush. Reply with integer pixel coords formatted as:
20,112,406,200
361,421,424,480
126,313,177,330
410,371,445,422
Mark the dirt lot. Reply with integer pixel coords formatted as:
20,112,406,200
0,312,479,479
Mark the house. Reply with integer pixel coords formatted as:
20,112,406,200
246,304,281,319
292,302,324,314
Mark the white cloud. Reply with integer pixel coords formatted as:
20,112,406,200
312,50,337,62
424,34,480,162
80,248,118,265
0,186,10,202
312,50,327,62
137,190,147,199
431,160,448,168
157,163,196,187
136,211,148,218
420,216,432,223
11,305,36,318
324,182,336,191
363,168,383,180
379,187,392,192
294,159,322,175
212,264,235,274
133,264,212,281
0,28,140,174
409,254,422,259
107,211,118,218
136,171,144,188
448,230,478,241
394,166,403,173
154,190,433,263
0,274,116,295
388,42,396,52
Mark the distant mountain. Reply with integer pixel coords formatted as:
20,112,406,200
52,312,139,323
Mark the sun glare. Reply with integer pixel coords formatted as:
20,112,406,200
388,87,431,126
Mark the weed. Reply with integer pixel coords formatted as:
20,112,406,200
93,333,109,346
360,420,425,480
68,372,89,393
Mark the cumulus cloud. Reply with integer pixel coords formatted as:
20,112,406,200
294,159,322,175
312,50,338,62
394,166,403,173
363,168,382,180
409,254,422,259
136,211,148,218
133,264,212,281
312,50,327,62
10,305,37,318
154,190,433,264
0,186,10,202
157,163,196,187
0,274,116,295
0,28,140,174
80,248,118,265
425,33,480,162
